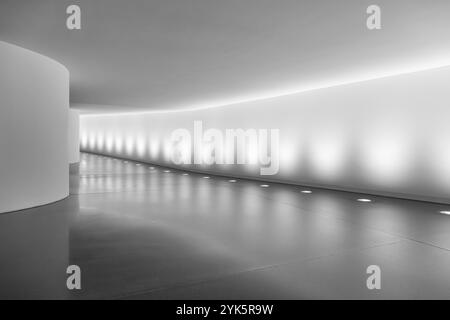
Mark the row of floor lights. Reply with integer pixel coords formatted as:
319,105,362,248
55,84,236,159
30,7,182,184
101,155,365,203
109,156,450,214
157,167,373,203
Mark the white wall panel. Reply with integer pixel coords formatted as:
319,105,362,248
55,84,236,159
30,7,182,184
81,66,450,204
0,41,69,213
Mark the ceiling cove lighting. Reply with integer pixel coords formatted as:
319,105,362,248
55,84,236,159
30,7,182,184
80,60,450,117
357,198,372,203
440,211,450,215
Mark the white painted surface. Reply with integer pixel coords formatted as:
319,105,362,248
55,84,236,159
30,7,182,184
0,41,69,213
2,1,450,113
81,66,450,204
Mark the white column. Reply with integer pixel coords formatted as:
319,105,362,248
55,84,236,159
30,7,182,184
0,41,69,213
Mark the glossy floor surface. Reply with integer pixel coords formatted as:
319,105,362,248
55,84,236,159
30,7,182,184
1,152,450,299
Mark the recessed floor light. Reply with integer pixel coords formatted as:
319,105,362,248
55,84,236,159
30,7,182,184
228,180,237,183
440,211,450,215
357,198,372,203
301,190,312,194
260,184,270,188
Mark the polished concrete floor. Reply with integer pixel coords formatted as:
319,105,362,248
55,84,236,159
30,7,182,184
1,152,450,299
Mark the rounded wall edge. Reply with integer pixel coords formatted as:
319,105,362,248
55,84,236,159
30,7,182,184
0,41,70,213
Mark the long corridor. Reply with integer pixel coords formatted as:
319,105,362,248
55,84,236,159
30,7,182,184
1,152,450,299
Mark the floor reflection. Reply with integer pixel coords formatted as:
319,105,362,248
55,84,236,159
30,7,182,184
1,152,450,299
0,198,74,299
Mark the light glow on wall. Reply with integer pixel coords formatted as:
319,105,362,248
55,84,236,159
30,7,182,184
88,133,96,150
105,133,114,152
136,136,146,157
309,133,348,181
112,134,122,153
361,131,413,186
278,139,297,173
97,132,105,151
125,135,135,156
81,133,88,149
80,64,450,204
149,139,160,158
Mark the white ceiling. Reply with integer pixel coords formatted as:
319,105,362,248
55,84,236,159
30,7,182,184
1,0,450,114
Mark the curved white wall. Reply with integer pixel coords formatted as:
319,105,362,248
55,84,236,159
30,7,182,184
68,109,80,164
81,66,450,204
0,41,69,213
